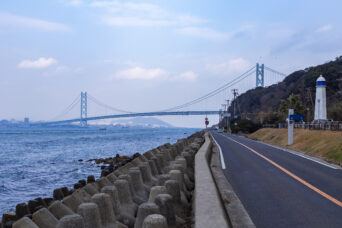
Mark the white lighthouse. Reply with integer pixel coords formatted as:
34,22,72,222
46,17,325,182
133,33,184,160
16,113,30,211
314,75,327,121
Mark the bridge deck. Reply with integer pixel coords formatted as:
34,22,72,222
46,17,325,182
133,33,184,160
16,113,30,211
42,111,220,125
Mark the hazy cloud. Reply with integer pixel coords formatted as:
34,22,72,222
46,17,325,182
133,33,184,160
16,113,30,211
316,24,333,33
175,27,229,40
67,0,83,6
175,24,253,41
43,66,69,77
205,58,250,76
174,71,198,81
90,1,205,27
113,67,168,80
18,57,57,69
0,12,71,32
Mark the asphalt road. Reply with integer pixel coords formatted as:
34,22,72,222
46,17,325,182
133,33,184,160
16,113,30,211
210,131,342,228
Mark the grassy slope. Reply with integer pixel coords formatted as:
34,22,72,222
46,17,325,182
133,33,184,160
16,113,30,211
248,128,342,164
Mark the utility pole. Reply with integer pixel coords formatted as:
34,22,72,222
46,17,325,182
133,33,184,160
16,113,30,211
225,99,230,132
232,89,238,118
306,88,314,122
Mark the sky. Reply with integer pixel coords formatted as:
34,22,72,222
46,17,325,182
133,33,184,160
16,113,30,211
0,0,342,127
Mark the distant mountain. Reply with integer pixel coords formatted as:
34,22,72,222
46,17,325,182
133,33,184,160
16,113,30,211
111,117,174,128
229,56,342,121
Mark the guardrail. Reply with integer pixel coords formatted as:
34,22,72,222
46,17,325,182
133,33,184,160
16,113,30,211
263,121,342,131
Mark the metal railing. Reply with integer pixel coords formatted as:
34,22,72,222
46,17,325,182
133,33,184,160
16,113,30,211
263,121,342,131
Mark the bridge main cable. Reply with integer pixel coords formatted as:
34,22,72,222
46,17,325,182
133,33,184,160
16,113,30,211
160,66,256,111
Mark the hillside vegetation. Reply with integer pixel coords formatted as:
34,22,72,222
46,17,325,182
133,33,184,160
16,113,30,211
249,128,342,164
229,56,342,122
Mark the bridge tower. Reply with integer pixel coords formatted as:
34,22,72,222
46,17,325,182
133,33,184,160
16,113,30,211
80,92,87,126
256,63,264,87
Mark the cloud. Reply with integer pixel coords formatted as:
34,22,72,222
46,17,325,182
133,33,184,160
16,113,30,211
18,57,57,69
175,24,253,41
43,65,69,77
0,12,71,32
205,58,250,76
90,1,205,27
316,24,333,33
175,27,229,40
67,0,83,6
102,16,170,27
174,71,198,81
113,67,168,80
112,66,198,81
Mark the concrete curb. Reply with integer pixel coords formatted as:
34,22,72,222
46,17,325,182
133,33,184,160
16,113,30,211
209,133,255,228
194,133,230,228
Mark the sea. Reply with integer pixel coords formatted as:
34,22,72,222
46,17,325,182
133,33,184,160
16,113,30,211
0,126,200,215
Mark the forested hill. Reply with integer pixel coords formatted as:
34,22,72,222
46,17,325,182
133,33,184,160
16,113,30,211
229,56,342,121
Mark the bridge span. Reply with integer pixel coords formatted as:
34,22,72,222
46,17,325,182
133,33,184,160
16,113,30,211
43,111,220,125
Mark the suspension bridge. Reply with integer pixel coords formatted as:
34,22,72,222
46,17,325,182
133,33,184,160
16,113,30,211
41,63,286,126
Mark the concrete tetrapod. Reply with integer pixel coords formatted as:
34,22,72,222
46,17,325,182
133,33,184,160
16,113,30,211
15,203,29,220
150,157,162,175
63,194,83,213
48,200,74,219
154,194,176,227
83,183,100,196
147,160,158,177
32,208,59,228
148,186,168,203
101,185,121,217
142,214,168,228
169,170,191,201
91,193,127,228
13,217,38,228
129,169,149,202
134,203,160,228
77,203,102,228
164,180,189,219
118,174,145,205
155,154,166,173
110,178,136,228
72,189,92,203
114,180,138,218
157,174,170,186
97,177,114,189
139,163,157,188
57,214,85,228
107,173,118,184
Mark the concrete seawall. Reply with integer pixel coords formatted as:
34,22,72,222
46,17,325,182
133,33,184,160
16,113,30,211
194,133,229,228
1,131,205,228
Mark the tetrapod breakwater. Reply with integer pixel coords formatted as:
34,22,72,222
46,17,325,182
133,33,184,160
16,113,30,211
1,131,205,228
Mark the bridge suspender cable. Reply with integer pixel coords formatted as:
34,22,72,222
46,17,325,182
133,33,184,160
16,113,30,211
48,94,81,121
87,94,135,114
160,66,256,111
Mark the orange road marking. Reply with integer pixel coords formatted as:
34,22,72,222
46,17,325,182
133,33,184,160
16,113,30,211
223,135,342,208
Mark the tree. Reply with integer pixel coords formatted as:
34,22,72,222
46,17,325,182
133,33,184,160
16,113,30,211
279,93,305,116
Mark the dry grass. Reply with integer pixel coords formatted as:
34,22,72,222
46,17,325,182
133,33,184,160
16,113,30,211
249,128,342,164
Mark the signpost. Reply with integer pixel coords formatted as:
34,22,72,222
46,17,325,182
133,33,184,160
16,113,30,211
205,117,209,130
288,109,294,145
290,114,304,121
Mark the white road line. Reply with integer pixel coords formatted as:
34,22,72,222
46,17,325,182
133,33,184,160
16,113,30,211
234,135,339,170
210,132,226,170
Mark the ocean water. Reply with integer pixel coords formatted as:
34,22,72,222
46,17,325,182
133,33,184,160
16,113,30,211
0,127,199,215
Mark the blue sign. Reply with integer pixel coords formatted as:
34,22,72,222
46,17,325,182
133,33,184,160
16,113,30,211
234,115,239,119
316,81,326,86
290,114,304,121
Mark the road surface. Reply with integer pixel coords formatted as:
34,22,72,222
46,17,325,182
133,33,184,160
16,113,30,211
210,131,342,228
